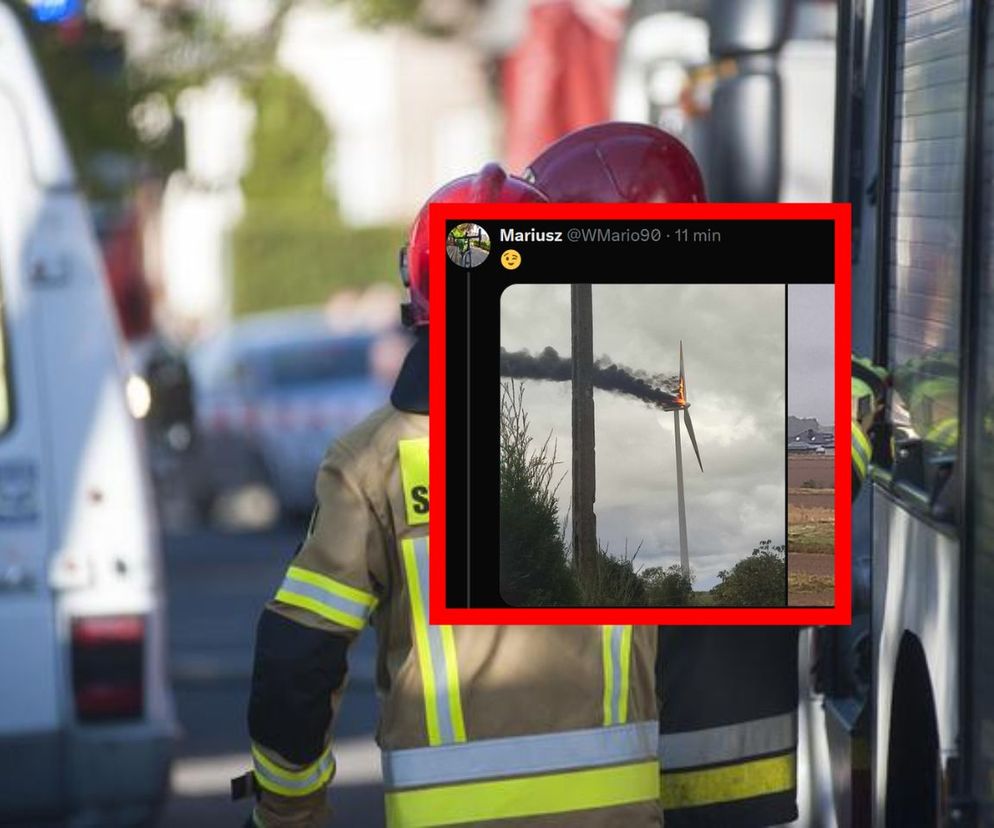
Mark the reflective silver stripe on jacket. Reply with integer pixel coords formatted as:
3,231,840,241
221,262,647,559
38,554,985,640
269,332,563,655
402,536,466,745
413,537,460,742
251,742,336,794
277,572,374,626
604,624,630,725
382,720,658,790
658,712,797,771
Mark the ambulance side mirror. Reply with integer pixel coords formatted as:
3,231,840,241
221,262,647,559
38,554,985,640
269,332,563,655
146,347,196,450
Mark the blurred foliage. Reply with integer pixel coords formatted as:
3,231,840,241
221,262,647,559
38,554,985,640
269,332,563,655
8,0,427,202
8,4,182,199
710,539,787,607
127,4,281,97
129,0,426,95
347,0,421,27
232,71,404,316
240,70,332,203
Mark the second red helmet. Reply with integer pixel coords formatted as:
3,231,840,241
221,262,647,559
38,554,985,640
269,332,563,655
523,122,706,204
401,162,548,327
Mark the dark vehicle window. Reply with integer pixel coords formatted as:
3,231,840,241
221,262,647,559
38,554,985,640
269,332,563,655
263,340,371,389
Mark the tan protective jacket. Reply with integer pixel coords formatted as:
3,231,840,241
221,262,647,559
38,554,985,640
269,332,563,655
250,405,661,827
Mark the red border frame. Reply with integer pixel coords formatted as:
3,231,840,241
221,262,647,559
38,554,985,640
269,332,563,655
429,202,851,625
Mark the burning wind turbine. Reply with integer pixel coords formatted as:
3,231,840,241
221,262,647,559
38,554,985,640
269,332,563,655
658,341,703,578
498,339,703,576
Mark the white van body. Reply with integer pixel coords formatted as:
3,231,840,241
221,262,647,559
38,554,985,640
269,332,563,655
0,6,175,825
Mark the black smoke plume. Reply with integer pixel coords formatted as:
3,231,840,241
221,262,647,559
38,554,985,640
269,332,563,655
499,346,680,408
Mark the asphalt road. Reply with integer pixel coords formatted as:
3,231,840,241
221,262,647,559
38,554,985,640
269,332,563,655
159,525,384,826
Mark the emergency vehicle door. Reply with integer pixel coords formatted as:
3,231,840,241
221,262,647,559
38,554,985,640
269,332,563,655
0,82,64,806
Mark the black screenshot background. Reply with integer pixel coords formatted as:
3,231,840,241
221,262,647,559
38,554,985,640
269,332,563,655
442,219,834,608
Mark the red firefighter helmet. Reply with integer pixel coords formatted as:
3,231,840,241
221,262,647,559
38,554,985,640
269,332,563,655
523,122,706,203
400,163,548,327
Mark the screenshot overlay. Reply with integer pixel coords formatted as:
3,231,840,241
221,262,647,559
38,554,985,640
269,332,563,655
429,203,850,625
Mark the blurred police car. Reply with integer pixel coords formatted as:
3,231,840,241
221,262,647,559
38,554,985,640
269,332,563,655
189,309,394,521
0,6,174,825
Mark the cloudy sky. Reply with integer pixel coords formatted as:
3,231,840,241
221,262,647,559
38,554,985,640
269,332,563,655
501,284,786,589
787,284,835,424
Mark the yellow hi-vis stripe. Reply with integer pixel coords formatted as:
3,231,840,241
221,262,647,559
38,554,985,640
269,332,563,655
402,537,440,744
619,625,632,724
602,625,633,725
399,438,430,526
251,742,335,797
401,537,466,746
274,566,377,631
660,753,796,810
602,626,614,726
851,420,871,481
438,625,465,742
385,759,659,828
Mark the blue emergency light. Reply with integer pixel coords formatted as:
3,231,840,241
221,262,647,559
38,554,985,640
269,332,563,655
28,0,81,24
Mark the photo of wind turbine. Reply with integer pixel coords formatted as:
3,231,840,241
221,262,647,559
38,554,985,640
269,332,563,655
499,283,786,608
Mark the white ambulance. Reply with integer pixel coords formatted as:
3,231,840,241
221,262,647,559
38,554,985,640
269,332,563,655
0,5,175,825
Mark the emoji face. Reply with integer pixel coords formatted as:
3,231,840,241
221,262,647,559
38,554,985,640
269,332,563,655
500,249,522,270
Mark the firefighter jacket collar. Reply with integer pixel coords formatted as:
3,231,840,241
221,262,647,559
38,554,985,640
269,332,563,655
391,330,428,415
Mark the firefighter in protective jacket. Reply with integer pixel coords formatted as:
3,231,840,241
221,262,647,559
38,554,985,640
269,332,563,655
241,163,662,827
525,122,801,827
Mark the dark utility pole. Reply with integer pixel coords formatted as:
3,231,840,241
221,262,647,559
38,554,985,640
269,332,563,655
571,284,596,580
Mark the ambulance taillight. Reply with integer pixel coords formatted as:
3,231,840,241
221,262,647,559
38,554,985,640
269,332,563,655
71,616,145,722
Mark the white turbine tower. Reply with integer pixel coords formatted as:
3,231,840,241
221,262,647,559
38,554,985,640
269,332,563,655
662,341,703,578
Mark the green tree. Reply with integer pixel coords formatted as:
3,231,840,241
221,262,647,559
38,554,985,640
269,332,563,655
231,70,404,314
499,382,580,607
710,539,786,607
9,0,436,201
641,564,694,607
9,5,182,200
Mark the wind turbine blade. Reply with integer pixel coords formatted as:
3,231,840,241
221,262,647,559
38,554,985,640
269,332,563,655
684,409,703,472
679,340,686,400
